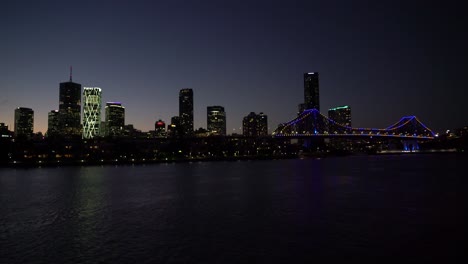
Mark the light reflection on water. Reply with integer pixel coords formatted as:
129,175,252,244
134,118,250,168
0,154,466,262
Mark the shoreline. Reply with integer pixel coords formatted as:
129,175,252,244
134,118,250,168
1,149,463,168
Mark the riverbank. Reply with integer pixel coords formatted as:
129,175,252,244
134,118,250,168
0,155,300,168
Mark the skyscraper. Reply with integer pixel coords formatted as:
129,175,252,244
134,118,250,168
47,110,60,137
207,106,226,136
82,87,102,139
105,102,125,137
304,72,319,111
14,107,34,139
59,70,82,136
328,105,352,127
179,88,193,137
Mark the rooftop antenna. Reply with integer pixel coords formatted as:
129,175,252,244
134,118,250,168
69,66,72,82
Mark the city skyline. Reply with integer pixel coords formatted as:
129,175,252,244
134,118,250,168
2,1,467,134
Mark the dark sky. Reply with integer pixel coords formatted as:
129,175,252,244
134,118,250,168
1,0,467,134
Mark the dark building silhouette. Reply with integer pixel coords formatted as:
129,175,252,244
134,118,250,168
179,88,193,137
105,102,125,137
59,72,82,137
243,112,268,137
14,107,34,139
207,106,226,136
257,112,268,136
0,123,12,138
328,105,352,127
47,110,60,137
167,116,181,138
304,72,319,111
154,119,166,138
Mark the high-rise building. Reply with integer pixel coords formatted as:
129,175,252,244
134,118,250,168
257,112,268,136
47,110,60,137
304,72,319,111
105,102,125,137
59,71,82,136
242,112,268,137
14,107,34,139
328,105,352,127
207,106,226,136
82,87,102,139
179,88,193,137
154,119,166,138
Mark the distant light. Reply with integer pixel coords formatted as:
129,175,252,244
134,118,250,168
307,72,315,74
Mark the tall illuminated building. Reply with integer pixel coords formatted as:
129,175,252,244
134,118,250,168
304,72,319,111
59,69,82,136
82,87,102,139
14,107,34,139
105,102,125,137
328,105,352,127
47,110,60,137
179,88,193,137
207,106,226,136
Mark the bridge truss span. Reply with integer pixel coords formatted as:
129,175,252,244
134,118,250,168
273,109,435,139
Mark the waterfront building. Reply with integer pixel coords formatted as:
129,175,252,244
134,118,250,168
179,88,193,137
328,105,352,127
47,110,60,137
304,72,319,111
207,106,226,136
105,102,125,137
243,112,268,137
0,123,11,138
167,116,181,138
14,107,34,139
257,112,268,136
82,87,102,139
154,119,166,138
59,71,81,136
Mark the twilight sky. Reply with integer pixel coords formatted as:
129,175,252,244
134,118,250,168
1,0,467,134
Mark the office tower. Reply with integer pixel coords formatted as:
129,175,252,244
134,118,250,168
179,88,193,136
242,112,268,137
82,87,102,139
328,105,352,127
14,107,34,139
154,119,166,138
105,102,125,137
47,110,60,137
304,72,319,111
207,106,226,136
257,112,268,136
59,70,82,136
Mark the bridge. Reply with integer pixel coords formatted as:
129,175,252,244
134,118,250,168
273,109,435,140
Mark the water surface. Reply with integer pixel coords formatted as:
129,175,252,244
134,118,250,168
1,154,466,262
